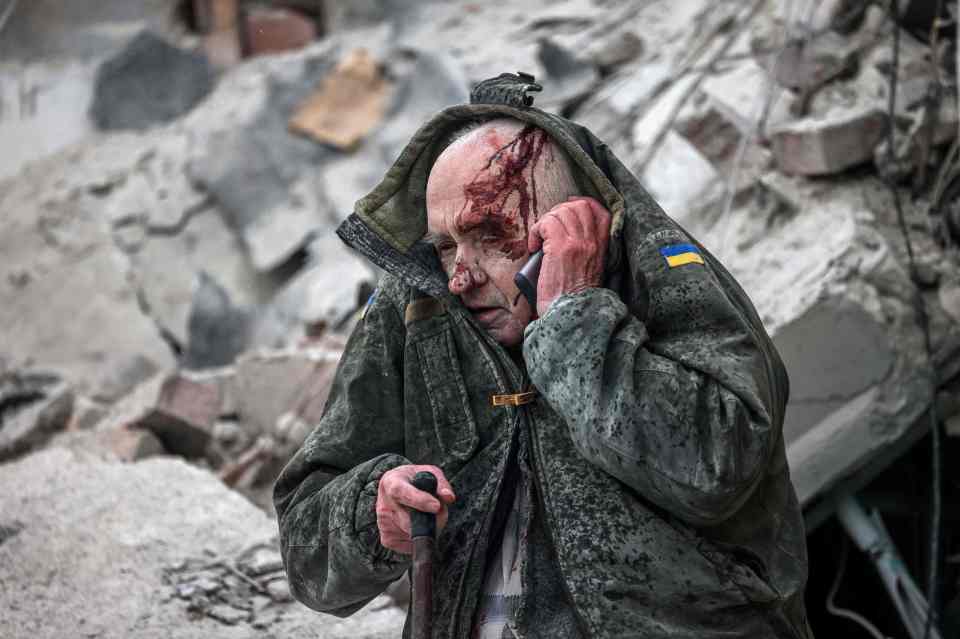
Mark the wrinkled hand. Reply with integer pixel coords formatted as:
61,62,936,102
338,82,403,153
528,196,611,317
376,464,456,555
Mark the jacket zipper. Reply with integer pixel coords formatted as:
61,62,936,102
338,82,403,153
459,306,593,637
522,404,594,638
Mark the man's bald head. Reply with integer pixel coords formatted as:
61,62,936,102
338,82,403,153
426,118,578,251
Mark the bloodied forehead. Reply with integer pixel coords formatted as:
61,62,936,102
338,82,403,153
425,118,577,246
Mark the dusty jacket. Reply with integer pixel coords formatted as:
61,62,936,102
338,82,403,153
273,100,814,639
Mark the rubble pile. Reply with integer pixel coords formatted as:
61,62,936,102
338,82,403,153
0,447,404,637
2,0,960,636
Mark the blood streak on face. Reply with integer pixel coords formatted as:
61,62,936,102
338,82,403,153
453,125,549,260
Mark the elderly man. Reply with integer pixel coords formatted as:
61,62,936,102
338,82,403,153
274,74,813,638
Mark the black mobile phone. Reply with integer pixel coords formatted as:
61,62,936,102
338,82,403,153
514,249,543,308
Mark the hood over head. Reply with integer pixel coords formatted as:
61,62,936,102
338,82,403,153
335,72,659,298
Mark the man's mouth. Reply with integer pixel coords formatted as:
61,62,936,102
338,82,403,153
469,306,503,324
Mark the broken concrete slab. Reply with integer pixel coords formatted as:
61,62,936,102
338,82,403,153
101,372,221,458
91,31,214,131
233,344,342,438
245,6,318,56
698,58,794,140
0,447,405,637
770,107,887,176
640,130,721,217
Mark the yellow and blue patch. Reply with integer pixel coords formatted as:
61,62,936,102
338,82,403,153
659,243,704,268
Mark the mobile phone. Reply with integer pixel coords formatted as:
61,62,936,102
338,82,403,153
514,249,543,308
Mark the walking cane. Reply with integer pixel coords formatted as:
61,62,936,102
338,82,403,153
410,470,438,639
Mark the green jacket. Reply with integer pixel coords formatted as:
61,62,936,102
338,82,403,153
274,101,814,639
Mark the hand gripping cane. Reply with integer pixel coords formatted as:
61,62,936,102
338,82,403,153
410,471,438,639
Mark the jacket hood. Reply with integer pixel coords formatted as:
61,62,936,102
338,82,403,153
336,101,631,298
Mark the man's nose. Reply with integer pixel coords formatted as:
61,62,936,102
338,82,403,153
448,259,488,295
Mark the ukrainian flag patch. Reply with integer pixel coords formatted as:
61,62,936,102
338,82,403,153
659,243,704,268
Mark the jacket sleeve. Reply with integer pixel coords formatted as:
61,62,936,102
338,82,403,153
273,282,411,616
523,241,781,527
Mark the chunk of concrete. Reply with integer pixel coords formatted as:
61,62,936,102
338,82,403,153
769,107,887,176
102,372,221,457
640,130,720,216
91,31,214,131
699,59,794,140
233,345,342,438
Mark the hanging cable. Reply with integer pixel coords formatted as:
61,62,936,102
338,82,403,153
826,536,891,639
880,3,944,638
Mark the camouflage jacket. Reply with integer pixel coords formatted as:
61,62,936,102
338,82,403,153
274,102,814,639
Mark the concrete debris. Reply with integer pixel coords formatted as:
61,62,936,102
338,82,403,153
772,31,860,92
102,423,167,462
0,448,405,637
237,544,284,577
0,373,74,463
375,48,470,161
187,41,341,272
245,7,318,56
65,395,109,432
677,176,959,504
698,59,794,140
182,271,257,369
576,60,672,161
90,31,214,131
182,367,239,418
769,107,887,176
233,344,342,439
583,30,645,73
289,48,391,150
258,233,376,341
640,130,720,216
0,145,177,394
534,37,600,110
102,372,221,458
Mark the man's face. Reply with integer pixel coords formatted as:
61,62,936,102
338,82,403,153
425,123,552,347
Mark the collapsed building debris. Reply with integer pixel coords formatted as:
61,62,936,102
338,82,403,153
3,0,960,636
